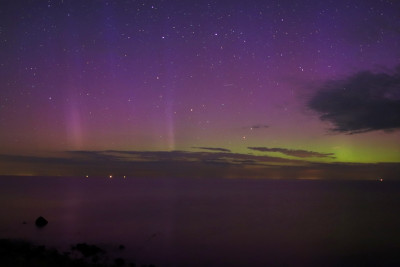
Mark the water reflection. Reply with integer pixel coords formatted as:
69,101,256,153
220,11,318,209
1,177,400,266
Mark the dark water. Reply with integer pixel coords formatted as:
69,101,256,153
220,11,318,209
1,176,400,266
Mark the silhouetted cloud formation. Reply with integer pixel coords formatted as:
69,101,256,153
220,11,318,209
243,124,269,130
1,151,400,180
308,66,400,134
250,124,269,129
99,150,302,165
248,147,335,158
192,147,231,152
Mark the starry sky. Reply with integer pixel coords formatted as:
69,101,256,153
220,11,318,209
0,0,399,178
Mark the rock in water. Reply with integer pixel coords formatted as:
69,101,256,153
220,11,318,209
35,216,48,228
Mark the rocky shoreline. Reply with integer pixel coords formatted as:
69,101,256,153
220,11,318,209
0,238,155,267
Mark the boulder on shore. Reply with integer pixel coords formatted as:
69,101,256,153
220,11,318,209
35,216,48,228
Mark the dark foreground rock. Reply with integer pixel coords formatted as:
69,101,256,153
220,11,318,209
35,216,48,228
71,243,105,258
0,239,92,266
0,239,156,267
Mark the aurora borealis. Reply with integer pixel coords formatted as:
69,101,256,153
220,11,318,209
0,0,399,178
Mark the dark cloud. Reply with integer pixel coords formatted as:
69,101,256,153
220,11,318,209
1,151,400,180
248,147,335,158
308,66,400,134
192,147,231,152
243,124,269,130
0,150,304,177
100,150,302,165
250,124,269,129
0,154,83,164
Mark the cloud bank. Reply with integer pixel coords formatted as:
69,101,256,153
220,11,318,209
192,147,231,152
242,124,269,130
248,147,335,158
0,151,399,180
308,66,400,134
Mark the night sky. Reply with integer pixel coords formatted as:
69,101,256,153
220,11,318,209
0,0,399,178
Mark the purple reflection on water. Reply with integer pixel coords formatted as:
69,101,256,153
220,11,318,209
1,176,400,266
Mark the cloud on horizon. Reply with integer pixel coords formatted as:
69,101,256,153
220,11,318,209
243,124,270,130
0,150,304,178
192,147,231,152
0,151,399,180
96,150,303,165
308,66,400,134
248,147,335,158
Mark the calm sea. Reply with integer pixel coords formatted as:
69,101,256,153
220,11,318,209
1,176,400,266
